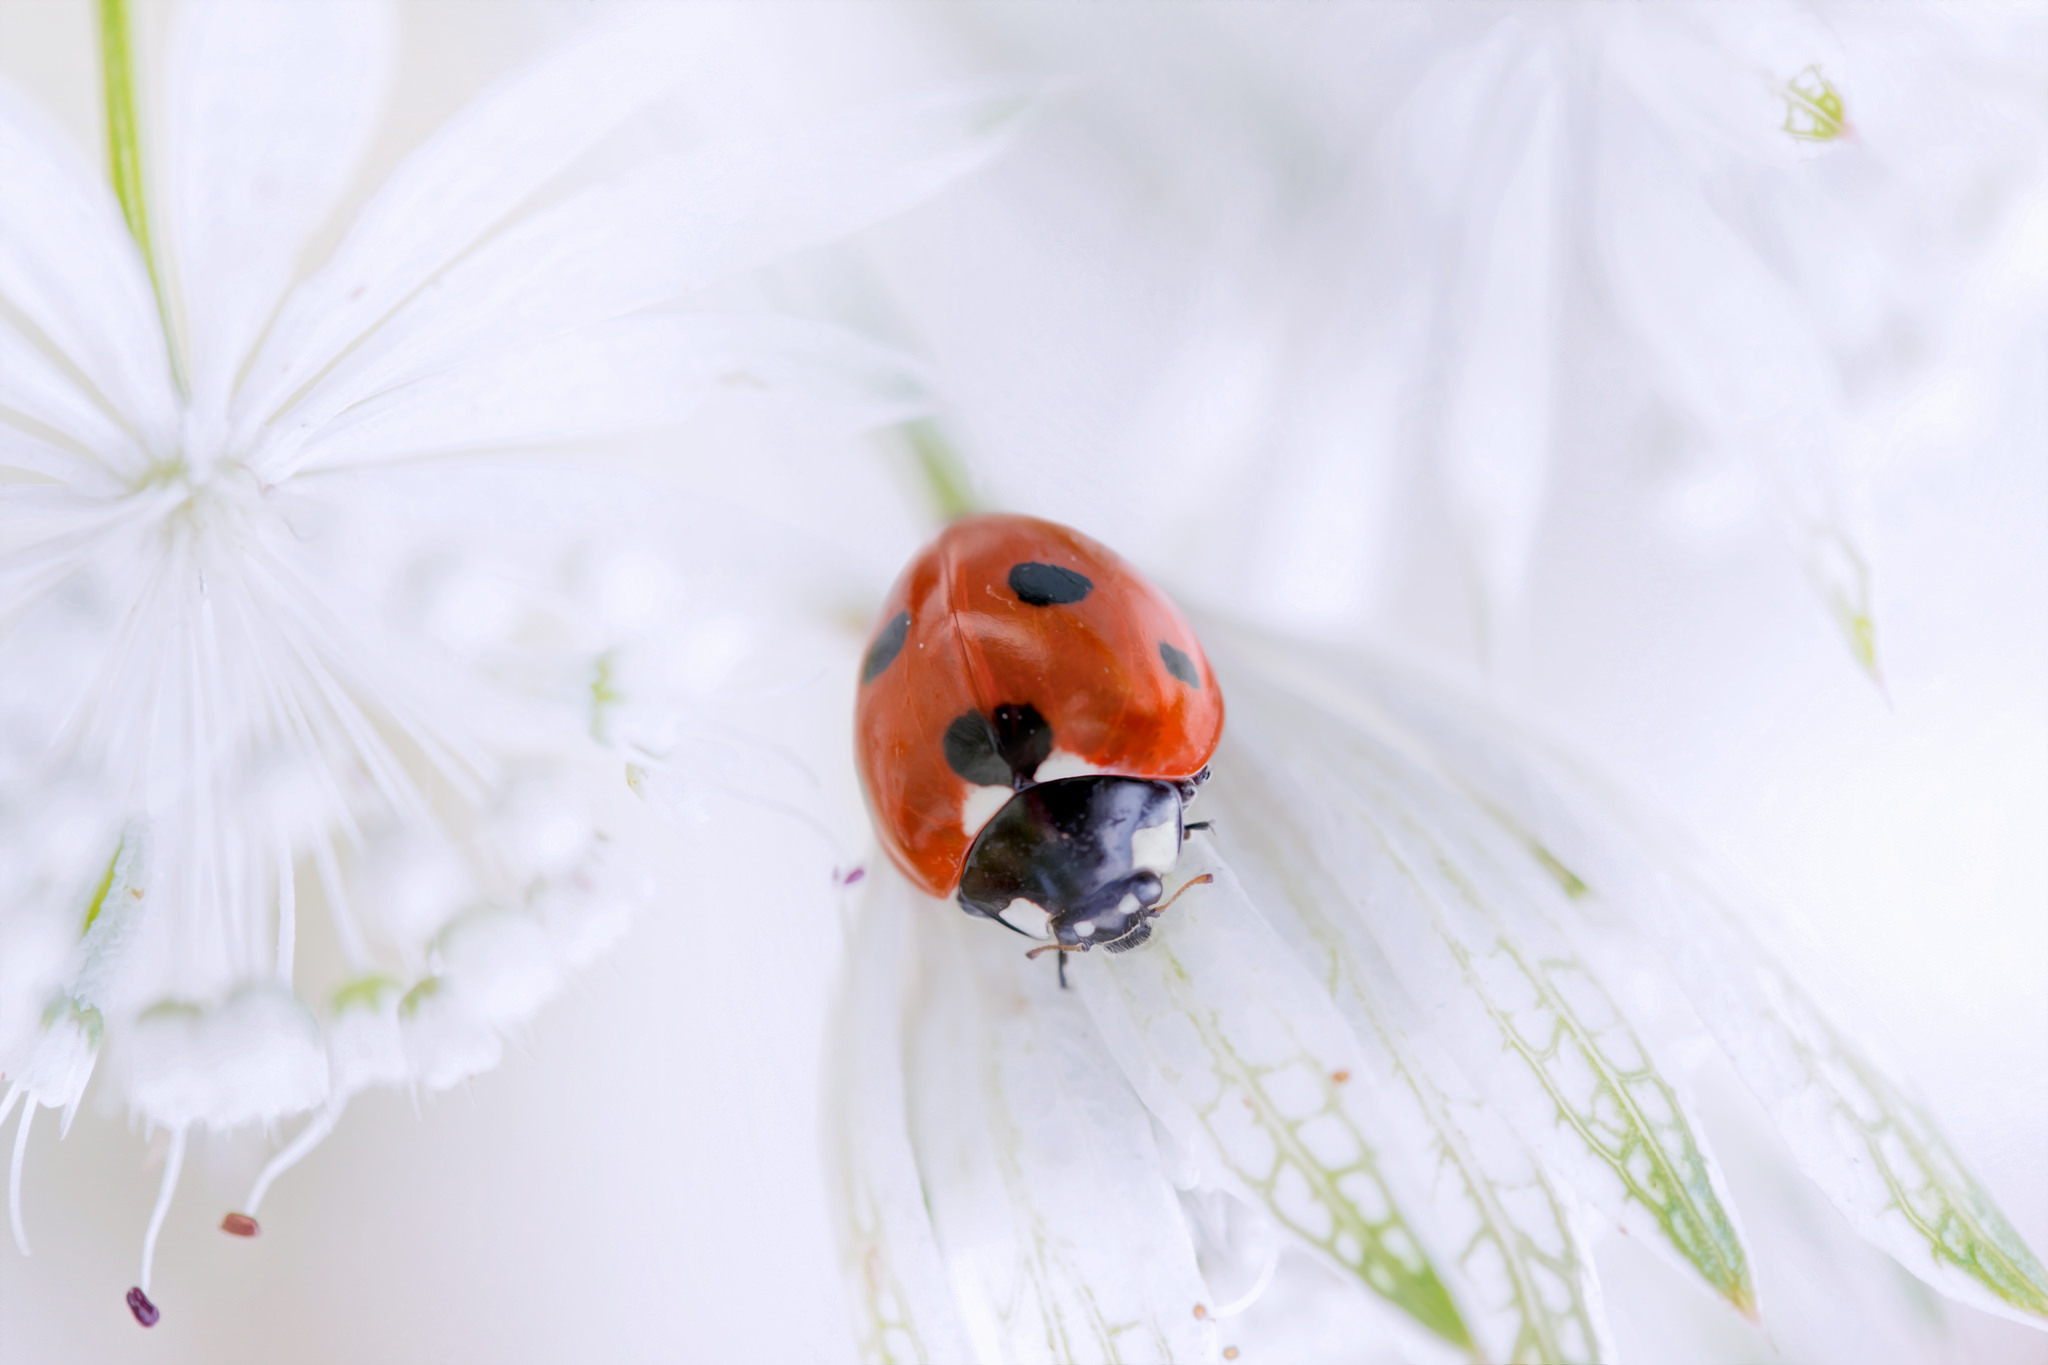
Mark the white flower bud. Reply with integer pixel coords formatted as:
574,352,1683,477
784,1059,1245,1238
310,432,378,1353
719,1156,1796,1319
116,984,328,1131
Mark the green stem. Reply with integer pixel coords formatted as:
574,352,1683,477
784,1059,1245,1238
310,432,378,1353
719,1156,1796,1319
900,418,981,522
98,0,182,392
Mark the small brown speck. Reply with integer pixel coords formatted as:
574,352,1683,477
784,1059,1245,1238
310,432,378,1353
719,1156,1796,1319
1331,1069,1351,1084
1224,1348,1240,1360
129,888,143,899
220,1212,259,1237
1193,1304,1209,1320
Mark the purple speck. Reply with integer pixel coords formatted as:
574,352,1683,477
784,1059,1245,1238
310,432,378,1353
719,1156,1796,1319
126,1286,160,1327
836,866,866,886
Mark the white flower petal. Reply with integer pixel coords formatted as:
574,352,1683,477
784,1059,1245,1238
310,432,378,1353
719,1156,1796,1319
1594,76,1876,673
0,320,143,486
165,0,395,425
830,879,988,1365
251,83,1037,476
228,7,706,441
1422,38,1564,627
291,313,929,473
0,84,178,455
1218,649,1756,1317
1336,654,2048,1326
907,889,1219,1365
1077,847,1478,1352
1217,758,1613,1363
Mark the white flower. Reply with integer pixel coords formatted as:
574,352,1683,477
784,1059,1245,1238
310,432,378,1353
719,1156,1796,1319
867,4,2048,682
830,625,2048,1362
0,0,1027,1324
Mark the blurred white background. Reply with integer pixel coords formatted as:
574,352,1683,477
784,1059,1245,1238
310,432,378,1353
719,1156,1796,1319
1,2,2043,1361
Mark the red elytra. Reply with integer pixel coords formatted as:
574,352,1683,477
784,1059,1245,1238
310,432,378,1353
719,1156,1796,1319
854,515,1223,938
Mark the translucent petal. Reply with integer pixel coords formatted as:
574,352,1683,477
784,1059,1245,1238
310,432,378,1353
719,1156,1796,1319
1217,762,1613,1363
165,0,394,426
1410,31,1564,634
907,889,1220,1364
289,313,929,474
828,878,977,1365
1076,848,1477,1351
0,318,142,486
0,84,178,454
249,83,1037,477
229,7,704,438
1217,645,1756,1317
1594,76,1877,678
1333,651,2048,1325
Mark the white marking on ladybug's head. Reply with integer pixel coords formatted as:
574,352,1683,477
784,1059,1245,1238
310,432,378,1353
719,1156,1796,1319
1130,818,1180,879
959,784,1013,839
1074,921,1096,937
1033,749,1106,784
1002,898,1053,938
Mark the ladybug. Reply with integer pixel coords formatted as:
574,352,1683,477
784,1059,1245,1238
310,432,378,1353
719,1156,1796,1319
855,513,1223,977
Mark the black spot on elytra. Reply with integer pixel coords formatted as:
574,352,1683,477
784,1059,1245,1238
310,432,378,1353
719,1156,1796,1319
1008,562,1093,607
943,704,1053,788
1159,641,1201,687
860,611,911,684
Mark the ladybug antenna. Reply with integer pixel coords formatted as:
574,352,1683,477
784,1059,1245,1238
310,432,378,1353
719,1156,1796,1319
1150,873,1214,916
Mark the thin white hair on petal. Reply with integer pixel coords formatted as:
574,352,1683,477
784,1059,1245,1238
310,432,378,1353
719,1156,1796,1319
309,828,370,971
274,833,296,983
0,487,175,632
248,540,492,802
43,524,183,770
211,562,369,856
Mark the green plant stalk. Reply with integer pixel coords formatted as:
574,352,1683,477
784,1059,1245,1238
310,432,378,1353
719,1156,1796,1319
901,418,981,522
98,0,182,393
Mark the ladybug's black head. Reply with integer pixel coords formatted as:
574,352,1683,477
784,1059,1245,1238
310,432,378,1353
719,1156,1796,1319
957,775,1187,953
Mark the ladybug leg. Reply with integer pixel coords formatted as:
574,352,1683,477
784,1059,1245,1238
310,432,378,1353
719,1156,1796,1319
1183,821,1213,835
1023,939,1089,989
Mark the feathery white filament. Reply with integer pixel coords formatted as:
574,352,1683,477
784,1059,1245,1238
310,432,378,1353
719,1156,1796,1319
244,1102,342,1218
275,845,297,982
8,1098,32,1255
138,1128,187,1294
